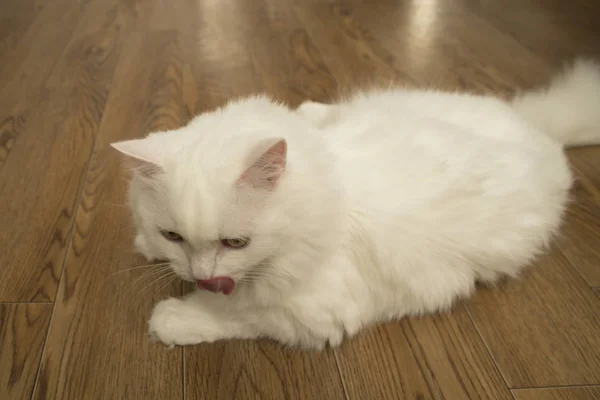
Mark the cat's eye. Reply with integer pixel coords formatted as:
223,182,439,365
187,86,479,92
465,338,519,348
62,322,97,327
160,230,184,242
221,237,250,249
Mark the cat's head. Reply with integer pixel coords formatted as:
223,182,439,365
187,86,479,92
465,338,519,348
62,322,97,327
111,96,345,295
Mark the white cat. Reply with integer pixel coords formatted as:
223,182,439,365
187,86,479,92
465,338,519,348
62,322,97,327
112,59,600,349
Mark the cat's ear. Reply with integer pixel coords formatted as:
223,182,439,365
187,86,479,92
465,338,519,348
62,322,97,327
110,138,164,166
110,138,164,176
238,138,287,190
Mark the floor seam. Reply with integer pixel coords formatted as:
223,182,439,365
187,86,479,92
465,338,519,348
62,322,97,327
332,348,351,400
511,383,600,390
463,304,514,396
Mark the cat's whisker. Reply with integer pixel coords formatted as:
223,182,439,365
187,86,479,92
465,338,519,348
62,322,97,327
150,275,181,299
124,267,175,292
131,269,178,303
102,267,172,289
103,262,171,280
133,274,179,305
109,266,171,288
120,268,172,290
136,261,172,268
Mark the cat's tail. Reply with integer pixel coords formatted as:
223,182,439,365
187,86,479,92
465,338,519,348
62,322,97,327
511,58,600,147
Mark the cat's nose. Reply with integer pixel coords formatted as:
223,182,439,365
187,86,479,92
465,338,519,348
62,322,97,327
197,276,235,295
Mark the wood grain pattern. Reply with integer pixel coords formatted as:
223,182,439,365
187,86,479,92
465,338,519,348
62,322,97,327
0,0,47,56
0,0,128,302
568,147,600,199
0,0,86,113
513,386,600,400
183,0,338,117
559,192,600,287
0,304,52,400
467,248,600,387
335,307,512,400
33,26,185,398
187,340,346,399
0,114,25,172
292,1,415,90
191,0,263,109
347,0,551,94
463,0,600,64
0,0,86,179
248,0,338,106
150,0,199,122
559,148,600,286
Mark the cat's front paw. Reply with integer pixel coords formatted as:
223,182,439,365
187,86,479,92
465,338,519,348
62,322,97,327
148,298,205,348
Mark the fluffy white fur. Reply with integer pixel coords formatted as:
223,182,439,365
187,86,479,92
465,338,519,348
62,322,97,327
112,59,600,349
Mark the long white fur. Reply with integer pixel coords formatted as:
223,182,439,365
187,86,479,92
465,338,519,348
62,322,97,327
112,59,600,349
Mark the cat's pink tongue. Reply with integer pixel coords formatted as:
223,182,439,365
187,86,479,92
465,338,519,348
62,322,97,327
197,277,235,295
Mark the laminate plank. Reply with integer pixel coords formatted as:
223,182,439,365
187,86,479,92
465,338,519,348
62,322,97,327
0,0,86,174
0,114,25,172
187,340,346,400
467,248,600,387
0,0,48,56
291,1,416,91
0,0,131,302
513,386,600,400
335,306,512,400
246,0,337,106
190,0,263,110
182,0,337,116
0,0,87,109
34,28,185,400
463,0,600,64
347,0,551,95
559,180,600,287
150,0,199,121
0,304,52,400
556,103,600,288
567,147,600,199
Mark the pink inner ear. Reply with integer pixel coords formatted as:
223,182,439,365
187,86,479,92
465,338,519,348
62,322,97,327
239,139,287,189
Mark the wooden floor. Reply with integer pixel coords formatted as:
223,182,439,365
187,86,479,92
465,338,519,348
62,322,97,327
1,0,600,399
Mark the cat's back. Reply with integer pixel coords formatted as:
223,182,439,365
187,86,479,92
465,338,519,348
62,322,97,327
326,88,565,191
324,87,571,260
316,88,573,298
329,88,550,147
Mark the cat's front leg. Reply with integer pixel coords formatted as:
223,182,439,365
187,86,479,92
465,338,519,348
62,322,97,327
148,294,256,347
